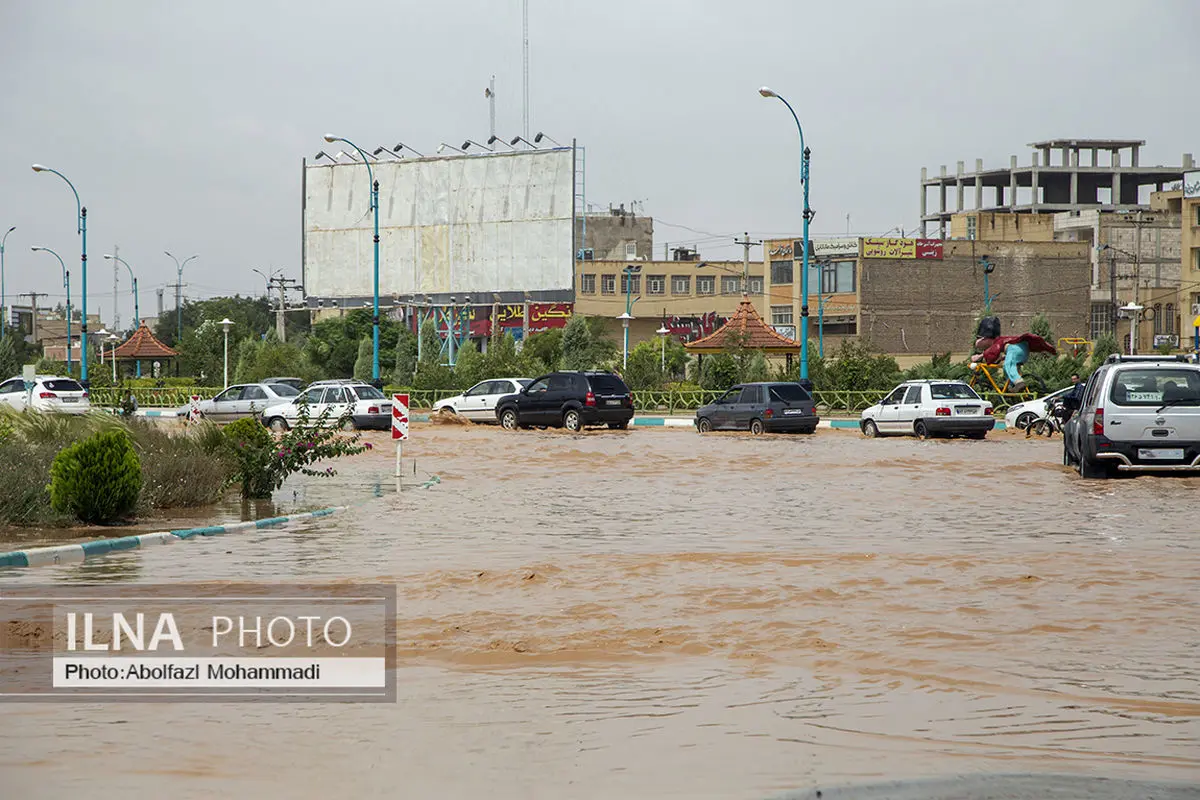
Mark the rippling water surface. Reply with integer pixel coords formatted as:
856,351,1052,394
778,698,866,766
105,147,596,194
1,423,1197,799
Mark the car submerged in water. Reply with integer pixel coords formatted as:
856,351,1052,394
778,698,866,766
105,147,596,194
694,382,819,435
860,380,994,439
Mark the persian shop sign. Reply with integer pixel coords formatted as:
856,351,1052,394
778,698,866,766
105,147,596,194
810,238,859,257
861,238,944,260
449,303,574,336
1184,171,1200,199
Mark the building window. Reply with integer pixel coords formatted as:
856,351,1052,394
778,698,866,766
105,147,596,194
1195,206,1200,227
580,274,596,294
721,276,741,295
647,274,665,295
1193,248,1200,271
770,259,793,284
819,260,857,294
621,273,641,295
697,276,715,295
1166,303,1177,335
671,275,691,295
1154,303,1164,335
771,305,793,326
748,277,763,294
601,274,616,295
966,215,977,240
1090,302,1113,339
625,242,637,259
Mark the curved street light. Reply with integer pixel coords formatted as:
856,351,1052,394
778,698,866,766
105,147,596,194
32,164,89,386
164,251,198,350
0,226,13,342
323,133,382,387
31,246,72,376
759,86,813,384
104,254,141,376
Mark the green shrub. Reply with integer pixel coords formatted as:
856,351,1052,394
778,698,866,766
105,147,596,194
223,409,367,499
130,422,233,510
48,428,143,524
0,436,72,527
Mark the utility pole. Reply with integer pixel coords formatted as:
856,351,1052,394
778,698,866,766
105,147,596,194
267,272,303,342
1109,248,1118,336
112,243,119,332
19,291,46,344
156,287,164,319
733,232,762,294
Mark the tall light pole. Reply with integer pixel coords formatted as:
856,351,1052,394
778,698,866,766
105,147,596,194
618,264,641,369
32,165,89,387
656,324,670,371
759,87,812,384
31,247,71,376
0,226,13,342
219,318,233,388
323,133,382,388
108,333,119,382
104,254,140,376
164,251,198,346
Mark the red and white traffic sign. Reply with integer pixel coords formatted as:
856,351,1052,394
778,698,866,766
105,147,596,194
189,395,202,424
391,393,410,441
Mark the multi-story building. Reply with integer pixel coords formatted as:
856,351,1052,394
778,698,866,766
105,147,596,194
575,204,653,262
573,259,764,347
922,139,1195,240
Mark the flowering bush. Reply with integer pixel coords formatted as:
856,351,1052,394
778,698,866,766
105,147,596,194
223,408,369,499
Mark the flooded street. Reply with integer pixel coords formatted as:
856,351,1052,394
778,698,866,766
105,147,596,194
2,423,1198,799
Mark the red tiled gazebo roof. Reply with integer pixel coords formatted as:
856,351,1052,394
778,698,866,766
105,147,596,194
684,298,800,353
112,322,178,360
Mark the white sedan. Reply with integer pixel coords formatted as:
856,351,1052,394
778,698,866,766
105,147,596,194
182,382,301,423
1004,386,1074,430
434,378,531,422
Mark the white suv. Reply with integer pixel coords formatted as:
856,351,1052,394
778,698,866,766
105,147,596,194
260,382,392,432
0,375,91,414
1063,354,1200,478
861,380,994,439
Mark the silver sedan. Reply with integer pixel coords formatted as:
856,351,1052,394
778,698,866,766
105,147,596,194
181,382,301,422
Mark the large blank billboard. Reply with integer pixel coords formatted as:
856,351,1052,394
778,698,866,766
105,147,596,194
304,148,575,297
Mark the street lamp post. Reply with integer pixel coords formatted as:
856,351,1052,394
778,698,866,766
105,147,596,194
219,318,233,388
0,226,13,342
97,327,109,367
618,265,641,369
164,251,198,344
32,165,88,387
759,87,813,384
104,254,140,376
31,247,71,376
817,292,832,358
656,324,670,372
108,334,119,382
324,134,382,388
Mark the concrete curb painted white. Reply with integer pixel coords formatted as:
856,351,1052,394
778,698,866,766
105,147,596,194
0,506,347,569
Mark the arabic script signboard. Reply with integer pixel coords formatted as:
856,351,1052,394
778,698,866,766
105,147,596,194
1184,171,1200,199
861,238,944,260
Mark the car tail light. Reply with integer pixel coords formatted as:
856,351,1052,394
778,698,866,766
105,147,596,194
983,406,993,416
936,406,951,416
625,393,633,408
39,392,57,399
1093,408,1104,436
585,391,596,407
368,406,379,414
765,408,774,419
82,391,88,398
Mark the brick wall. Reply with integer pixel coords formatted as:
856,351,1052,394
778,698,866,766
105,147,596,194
858,241,1090,355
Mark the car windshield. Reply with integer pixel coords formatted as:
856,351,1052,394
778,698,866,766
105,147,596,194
268,384,300,397
43,379,83,392
930,383,979,400
769,384,811,403
353,385,386,400
588,374,628,394
1110,368,1200,406
516,379,533,388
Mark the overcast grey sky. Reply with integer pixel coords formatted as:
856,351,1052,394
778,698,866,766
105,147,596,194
2,0,1197,327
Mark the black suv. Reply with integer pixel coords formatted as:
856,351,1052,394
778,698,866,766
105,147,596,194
495,371,634,431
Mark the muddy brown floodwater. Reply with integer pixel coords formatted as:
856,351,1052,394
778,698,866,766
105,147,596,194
1,423,1198,799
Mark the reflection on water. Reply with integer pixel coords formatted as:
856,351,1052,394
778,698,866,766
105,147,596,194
1,425,1198,799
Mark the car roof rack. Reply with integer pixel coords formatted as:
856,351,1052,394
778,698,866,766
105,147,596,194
1104,353,1198,364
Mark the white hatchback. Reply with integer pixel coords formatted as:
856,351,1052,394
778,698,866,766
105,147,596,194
0,375,91,414
861,380,994,440
434,378,532,422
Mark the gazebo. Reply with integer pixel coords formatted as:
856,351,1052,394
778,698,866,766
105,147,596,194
684,298,801,369
111,322,179,378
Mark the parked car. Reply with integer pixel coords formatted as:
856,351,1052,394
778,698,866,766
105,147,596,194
0,375,90,414
694,382,819,435
1063,354,1200,478
861,380,994,439
183,382,300,423
495,371,633,431
434,378,532,422
261,377,307,391
1004,385,1075,430
260,382,393,432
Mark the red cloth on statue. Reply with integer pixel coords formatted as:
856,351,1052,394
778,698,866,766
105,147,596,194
978,334,1056,364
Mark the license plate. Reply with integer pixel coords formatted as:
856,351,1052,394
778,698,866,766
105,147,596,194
1138,448,1184,460
606,399,621,406
380,405,391,412
956,406,978,415
783,409,805,416
60,398,77,403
